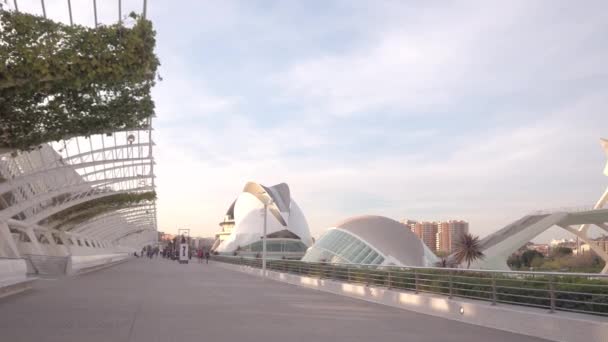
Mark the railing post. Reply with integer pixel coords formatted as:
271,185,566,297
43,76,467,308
491,273,497,305
549,275,556,313
414,269,419,294
448,270,453,299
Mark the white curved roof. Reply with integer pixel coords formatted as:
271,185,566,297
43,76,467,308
332,215,438,266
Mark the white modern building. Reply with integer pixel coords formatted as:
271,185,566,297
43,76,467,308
302,215,438,267
213,182,313,259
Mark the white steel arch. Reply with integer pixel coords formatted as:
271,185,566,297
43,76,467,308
0,129,158,259
469,139,608,273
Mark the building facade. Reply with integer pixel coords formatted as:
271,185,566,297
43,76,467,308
211,214,235,251
437,220,469,253
212,182,313,259
413,221,438,252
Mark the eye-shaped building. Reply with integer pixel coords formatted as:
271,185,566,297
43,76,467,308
302,215,438,267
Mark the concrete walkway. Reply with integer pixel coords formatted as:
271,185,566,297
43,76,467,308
0,259,549,342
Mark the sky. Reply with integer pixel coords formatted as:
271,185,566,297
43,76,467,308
9,0,608,242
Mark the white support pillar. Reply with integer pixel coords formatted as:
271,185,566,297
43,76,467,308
0,221,21,258
21,226,45,255
41,230,69,257
58,231,73,256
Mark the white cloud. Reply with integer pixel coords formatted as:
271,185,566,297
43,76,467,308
274,1,608,117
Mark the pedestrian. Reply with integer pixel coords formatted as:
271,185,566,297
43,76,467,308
197,249,203,263
205,251,210,264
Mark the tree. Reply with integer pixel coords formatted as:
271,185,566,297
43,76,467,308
453,233,484,269
552,246,573,257
507,254,522,269
521,250,544,268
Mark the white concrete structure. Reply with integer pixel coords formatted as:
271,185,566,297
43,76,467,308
214,182,313,258
303,215,438,267
470,139,608,273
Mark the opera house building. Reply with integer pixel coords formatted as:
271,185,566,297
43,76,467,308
212,182,313,259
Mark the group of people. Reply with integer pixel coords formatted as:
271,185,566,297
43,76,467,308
135,246,160,258
135,245,211,264
197,249,210,264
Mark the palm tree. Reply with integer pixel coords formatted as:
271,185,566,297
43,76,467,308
453,233,484,269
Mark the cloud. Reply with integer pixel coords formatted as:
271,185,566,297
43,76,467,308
273,1,608,117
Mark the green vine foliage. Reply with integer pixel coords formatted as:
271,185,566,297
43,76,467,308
39,191,157,231
0,11,160,150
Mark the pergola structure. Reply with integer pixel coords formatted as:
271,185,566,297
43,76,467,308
0,1,158,267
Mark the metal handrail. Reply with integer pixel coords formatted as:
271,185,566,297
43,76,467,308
212,256,608,317
527,205,599,215
0,256,25,260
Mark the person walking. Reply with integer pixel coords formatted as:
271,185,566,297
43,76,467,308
197,249,203,263
205,251,210,264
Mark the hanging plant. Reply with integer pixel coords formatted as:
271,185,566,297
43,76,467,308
38,191,157,230
0,11,160,150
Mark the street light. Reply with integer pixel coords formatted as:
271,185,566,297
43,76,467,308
260,193,274,277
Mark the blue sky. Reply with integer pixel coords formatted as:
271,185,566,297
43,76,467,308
11,0,608,241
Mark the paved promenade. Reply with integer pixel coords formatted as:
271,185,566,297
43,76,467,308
0,259,548,342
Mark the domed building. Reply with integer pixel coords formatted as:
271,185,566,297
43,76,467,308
213,182,313,259
302,215,438,267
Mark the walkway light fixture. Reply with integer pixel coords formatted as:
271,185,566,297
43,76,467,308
259,193,274,277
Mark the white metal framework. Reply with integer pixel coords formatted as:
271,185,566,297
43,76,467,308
0,130,158,258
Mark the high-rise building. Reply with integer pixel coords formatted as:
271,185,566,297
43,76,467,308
437,220,469,253
413,221,438,251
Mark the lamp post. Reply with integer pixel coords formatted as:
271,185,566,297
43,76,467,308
262,201,267,275
261,196,274,277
